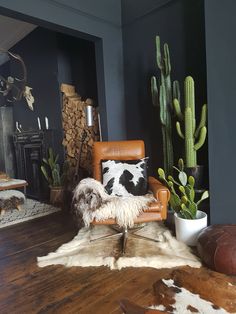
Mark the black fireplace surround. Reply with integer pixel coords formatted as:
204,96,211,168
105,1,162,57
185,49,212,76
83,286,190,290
13,130,54,200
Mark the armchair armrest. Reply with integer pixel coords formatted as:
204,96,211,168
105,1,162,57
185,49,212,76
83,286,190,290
148,176,170,200
148,176,170,219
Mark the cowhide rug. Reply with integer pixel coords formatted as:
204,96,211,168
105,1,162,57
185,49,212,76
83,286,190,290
120,267,236,313
151,279,230,313
37,222,201,270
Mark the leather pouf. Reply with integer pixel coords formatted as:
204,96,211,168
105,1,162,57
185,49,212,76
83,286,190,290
197,225,236,275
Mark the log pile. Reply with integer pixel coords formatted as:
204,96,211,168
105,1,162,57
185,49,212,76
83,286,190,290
61,83,99,179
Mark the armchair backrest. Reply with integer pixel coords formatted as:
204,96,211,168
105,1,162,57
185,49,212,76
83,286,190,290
92,140,145,181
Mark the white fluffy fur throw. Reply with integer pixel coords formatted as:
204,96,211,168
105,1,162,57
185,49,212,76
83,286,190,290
73,178,155,228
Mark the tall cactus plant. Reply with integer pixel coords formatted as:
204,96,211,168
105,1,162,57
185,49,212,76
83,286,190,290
151,36,179,174
173,76,207,168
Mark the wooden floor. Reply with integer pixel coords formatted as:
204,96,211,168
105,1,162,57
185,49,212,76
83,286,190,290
0,212,235,314
0,212,166,313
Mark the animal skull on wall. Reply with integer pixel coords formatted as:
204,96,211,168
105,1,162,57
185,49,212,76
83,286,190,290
0,50,35,110
23,86,34,111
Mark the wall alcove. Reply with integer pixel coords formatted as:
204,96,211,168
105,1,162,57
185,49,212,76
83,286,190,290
0,20,102,199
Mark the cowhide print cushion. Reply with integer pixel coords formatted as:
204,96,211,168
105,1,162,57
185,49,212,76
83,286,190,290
102,158,148,196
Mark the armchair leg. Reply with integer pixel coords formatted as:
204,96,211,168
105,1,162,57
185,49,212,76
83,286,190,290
90,230,123,243
89,225,159,254
130,232,160,243
122,228,128,255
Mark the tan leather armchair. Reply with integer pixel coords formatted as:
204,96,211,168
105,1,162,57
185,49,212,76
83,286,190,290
91,140,170,253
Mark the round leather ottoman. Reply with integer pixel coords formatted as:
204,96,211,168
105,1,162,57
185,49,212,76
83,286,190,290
197,225,236,275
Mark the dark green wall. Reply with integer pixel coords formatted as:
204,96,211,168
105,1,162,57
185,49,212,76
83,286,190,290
205,0,236,224
122,0,207,176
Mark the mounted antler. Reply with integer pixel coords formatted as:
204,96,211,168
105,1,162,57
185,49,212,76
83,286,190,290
0,50,34,110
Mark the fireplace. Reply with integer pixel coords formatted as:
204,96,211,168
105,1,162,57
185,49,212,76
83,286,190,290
13,130,55,200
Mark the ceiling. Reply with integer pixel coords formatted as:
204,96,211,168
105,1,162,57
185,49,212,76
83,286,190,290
0,14,36,51
0,14,36,65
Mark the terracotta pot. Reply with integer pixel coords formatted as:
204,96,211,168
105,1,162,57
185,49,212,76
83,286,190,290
50,186,64,206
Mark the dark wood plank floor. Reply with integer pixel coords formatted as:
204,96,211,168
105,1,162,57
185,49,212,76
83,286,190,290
0,212,170,314
0,212,235,314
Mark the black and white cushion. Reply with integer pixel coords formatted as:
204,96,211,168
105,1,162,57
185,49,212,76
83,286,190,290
102,158,148,197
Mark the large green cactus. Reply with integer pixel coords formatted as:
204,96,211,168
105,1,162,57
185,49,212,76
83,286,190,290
158,160,209,219
173,76,207,168
151,36,180,174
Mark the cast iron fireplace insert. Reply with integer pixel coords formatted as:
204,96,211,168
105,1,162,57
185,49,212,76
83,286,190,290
13,130,54,200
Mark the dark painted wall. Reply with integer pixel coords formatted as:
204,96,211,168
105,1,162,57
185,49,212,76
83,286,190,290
11,27,64,159
122,0,207,176
204,0,236,224
12,28,59,131
11,27,99,160
0,0,125,140
57,33,98,102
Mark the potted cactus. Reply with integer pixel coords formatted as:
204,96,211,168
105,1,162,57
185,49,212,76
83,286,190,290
158,159,209,245
173,76,207,189
41,148,65,206
151,35,180,175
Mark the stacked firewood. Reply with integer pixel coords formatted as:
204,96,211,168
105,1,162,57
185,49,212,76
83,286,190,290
61,84,99,178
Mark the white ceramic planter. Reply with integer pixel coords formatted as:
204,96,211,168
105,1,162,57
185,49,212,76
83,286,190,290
174,210,207,246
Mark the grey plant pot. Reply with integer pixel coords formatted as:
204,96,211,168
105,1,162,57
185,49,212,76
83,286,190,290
0,106,15,177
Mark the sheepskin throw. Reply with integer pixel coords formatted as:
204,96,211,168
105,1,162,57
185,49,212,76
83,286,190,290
0,190,25,213
37,222,201,270
73,178,155,228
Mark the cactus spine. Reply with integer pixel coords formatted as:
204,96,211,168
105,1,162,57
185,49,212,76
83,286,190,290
173,76,207,168
151,36,179,174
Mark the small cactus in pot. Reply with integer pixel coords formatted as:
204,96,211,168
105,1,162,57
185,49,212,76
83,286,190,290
41,148,66,205
158,159,209,219
41,147,62,187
